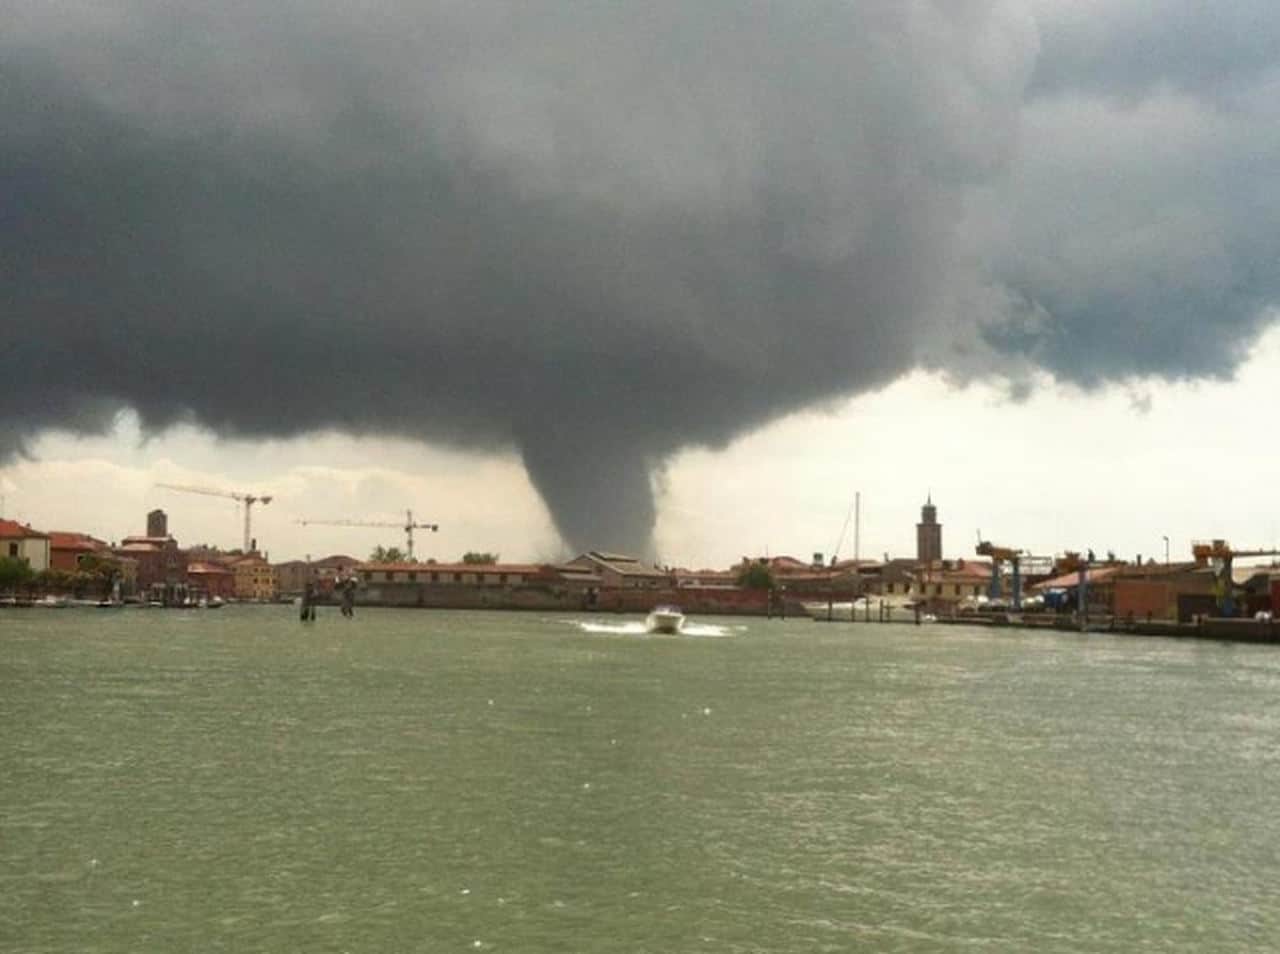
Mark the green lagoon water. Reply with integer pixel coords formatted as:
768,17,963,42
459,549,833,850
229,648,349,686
3,607,1279,952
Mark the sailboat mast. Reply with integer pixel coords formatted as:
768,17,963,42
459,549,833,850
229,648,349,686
853,491,860,567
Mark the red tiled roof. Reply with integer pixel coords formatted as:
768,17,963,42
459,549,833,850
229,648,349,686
48,531,107,551
0,519,49,539
120,535,173,548
581,552,670,577
939,564,992,582
187,562,234,575
357,562,546,574
1032,565,1126,591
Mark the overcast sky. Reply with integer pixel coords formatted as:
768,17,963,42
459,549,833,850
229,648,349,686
4,1,1280,566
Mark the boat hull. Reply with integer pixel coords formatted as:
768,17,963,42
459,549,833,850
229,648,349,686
645,610,685,634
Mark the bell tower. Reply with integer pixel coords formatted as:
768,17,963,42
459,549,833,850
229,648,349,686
916,494,942,565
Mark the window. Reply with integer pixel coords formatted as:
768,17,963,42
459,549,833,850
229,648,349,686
934,584,942,596
453,573,462,583
953,584,961,596
499,574,507,584
7,543,17,557
887,583,895,594
408,572,417,582
385,571,396,582
431,572,439,583
362,571,372,582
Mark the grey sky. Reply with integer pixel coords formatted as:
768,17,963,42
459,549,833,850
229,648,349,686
4,1,1278,555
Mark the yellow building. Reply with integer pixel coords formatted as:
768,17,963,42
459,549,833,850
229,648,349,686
1,519,51,572
232,555,279,601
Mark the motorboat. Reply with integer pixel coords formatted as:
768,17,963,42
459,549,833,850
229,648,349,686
645,605,685,634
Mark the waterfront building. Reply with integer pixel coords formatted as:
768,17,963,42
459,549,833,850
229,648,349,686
275,554,360,597
674,568,738,588
1031,564,1126,618
874,558,991,611
564,552,671,589
231,554,278,601
358,561,546,587
355,561,567,609
186,561,236,600
916,494,942,564
0,519,52,572
116,534,187,592
47,531,109,572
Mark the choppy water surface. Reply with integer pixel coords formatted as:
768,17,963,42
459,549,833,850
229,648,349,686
3,608,1279,952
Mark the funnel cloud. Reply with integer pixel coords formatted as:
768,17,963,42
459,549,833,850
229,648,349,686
4,1,1280,554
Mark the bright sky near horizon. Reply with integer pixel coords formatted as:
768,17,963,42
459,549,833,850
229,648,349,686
6,324,1277,569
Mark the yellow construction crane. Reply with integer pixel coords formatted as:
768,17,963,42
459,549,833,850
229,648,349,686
1192,539,1280,616
977,534,1024,608
297,510,439,561
156,483,273,553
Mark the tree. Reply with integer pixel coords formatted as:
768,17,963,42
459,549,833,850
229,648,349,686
77,553,121,598
737,561,775,590
34,568,77,595
0,557,34,595
461,552,499,565
368,545,409,564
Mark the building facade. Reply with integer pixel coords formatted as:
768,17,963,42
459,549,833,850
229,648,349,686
187,561,237,600
564,552,671,589
48,532,109,572
276,554,361,597
116,536,188,591
232,556,279,601
0,519,51,572
358,562,545,587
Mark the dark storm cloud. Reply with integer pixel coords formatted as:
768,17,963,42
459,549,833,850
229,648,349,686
2,1,1035,553
972,0,1280,386
1029,0,1280,100
6,1,1280,553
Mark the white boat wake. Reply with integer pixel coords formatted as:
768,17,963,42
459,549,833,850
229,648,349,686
573,619,736,638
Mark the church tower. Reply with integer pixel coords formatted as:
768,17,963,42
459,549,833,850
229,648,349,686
916,494,942,565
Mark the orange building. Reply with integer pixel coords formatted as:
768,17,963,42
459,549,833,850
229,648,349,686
47,531,109,572
187,561,237,600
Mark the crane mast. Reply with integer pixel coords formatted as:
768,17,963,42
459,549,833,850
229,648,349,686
1192,539,1280,616
976,532,1024,609
297,509,439,560
156,482,273,553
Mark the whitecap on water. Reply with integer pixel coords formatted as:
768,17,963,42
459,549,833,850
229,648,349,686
572,619,736,638
575,620,648,635
680,622,734,638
